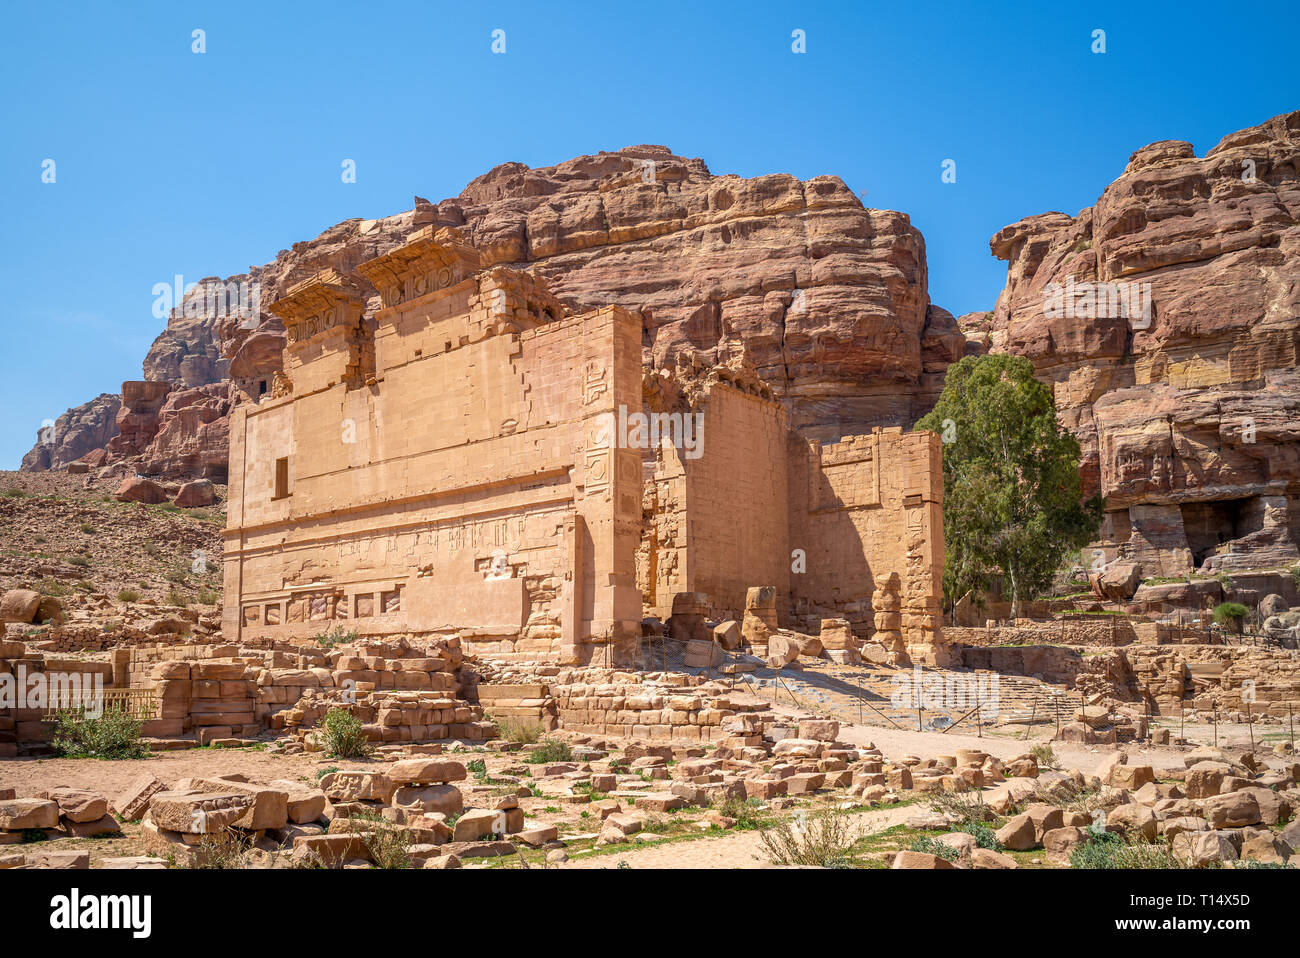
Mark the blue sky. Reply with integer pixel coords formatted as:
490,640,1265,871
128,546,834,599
1,0,1296,468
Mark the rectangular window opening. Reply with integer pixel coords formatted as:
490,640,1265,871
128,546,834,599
273,457,290,500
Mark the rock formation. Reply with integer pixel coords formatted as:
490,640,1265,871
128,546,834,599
986,110,1300,576
21,145,957,477
19,393,121,472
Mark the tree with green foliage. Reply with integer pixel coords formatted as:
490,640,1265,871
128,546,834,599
1212,601,1248,636
915,354,1103,616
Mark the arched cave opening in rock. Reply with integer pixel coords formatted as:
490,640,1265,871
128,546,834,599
1180,497,1263,567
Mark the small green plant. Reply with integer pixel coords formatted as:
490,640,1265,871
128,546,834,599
926,790,993,826
188,828,252,869
316,626,359,648
526,739,573,764
758,803,859,868
80,523,97,534
1030,743,1061,770
165,587,189,607
69,556,90,568
958,820,1003,850
909,835,961,860
4,488,27,498
344,811,412,869
315,765,340,781
51,707,150,760
319,708,372,759
715,795,767,830
1029,778,1105,814
116,589,141,603
196,587,219,605
1069,827,1176,869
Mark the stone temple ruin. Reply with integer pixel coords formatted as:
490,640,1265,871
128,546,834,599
223,226,947,669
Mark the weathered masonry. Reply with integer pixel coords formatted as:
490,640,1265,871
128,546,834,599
225,226,947,665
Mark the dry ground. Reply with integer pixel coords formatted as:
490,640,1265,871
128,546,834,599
0,468,224,611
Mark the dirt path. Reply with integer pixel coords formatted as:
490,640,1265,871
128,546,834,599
562,803,916,869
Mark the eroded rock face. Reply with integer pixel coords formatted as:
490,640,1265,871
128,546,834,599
22,146,952,474
987,111,1300,575
19,393,121,471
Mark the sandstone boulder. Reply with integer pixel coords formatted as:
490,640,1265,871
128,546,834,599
1202,791,1261,829
174,478,216,508
0,589,41,624
995,814,1037,850
114,476,168,504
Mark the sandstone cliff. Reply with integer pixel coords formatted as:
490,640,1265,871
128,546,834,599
22,145,959,478
987,110,1300,575
19,393,121,472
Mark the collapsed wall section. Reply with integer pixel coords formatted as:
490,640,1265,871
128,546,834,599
788,428,947,664
641,377,790,621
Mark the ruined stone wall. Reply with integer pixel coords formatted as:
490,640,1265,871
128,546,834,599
947,619,1214,648
471,664,760,744
957,643,1084,686
1123,644,1300,716
641,381,790,621
0,641,117,754
788,429,946,662
224,230,643,665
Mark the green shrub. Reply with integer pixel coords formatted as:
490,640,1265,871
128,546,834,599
340,810,412,869
196,588,219,605
319,708,372,759
116,589,141,602
958,821,1003,850
316,626,359,648
715,795,768,830
926,790,993,826
525,739,572,763
1213,602,1249,634
1069,827,1176,869
909,835,961,860
69,556,90,568
1029,779,1105,814
1030,743,1060,770
758,803,859,868
51,707,150,760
